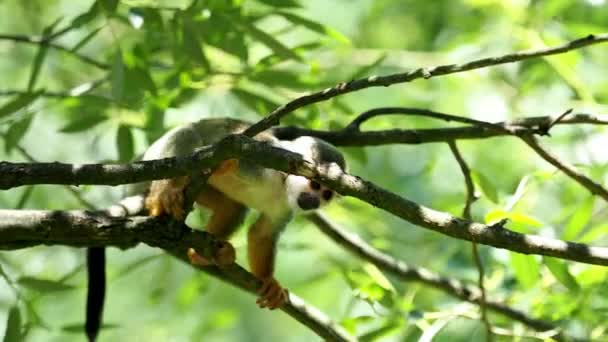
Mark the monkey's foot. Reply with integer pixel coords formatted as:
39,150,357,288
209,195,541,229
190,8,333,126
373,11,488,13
187,242,235,267
256,277,288,310
214,158,239,175
146,180,187,220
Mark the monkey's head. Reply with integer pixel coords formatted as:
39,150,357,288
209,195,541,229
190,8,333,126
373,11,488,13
280,136,346,213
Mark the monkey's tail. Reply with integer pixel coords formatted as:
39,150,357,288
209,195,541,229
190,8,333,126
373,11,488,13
84,194,146,341
85,247,105,342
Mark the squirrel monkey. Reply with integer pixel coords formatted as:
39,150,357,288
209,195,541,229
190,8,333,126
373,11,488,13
143,118,346,309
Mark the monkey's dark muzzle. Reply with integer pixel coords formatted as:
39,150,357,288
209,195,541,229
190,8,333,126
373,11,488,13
297,192,320,210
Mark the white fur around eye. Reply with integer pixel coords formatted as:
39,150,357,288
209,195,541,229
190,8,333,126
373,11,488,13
285,175,313,212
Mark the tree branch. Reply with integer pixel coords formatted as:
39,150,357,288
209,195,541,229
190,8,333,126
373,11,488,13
306,213,565,340
345,107,508,132
3,135,608,266
272,112,608,146
448,141,492,341
447,141,479,219
244,33,608,136
0,209,355,342
522,135,608,202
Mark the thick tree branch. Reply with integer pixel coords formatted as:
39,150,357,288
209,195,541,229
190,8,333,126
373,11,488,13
0,209,355,342
244,33,608,136
3,135,608,266
306,213,565,340
0,134,251,189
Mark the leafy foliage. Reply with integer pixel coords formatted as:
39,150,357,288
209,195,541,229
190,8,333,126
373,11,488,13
0,0,607,341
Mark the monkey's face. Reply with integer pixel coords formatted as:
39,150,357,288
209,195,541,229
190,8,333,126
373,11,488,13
285,175,335,213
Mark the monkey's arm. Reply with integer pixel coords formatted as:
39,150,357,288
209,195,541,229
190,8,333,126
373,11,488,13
248,214,290,309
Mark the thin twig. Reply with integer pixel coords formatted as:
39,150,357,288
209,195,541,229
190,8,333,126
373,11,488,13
546,108,574,132
345,107,508,133
448,141,492,342
447,141,478,218
0,33,108,69
522,135,608,202
0,78,109,101
244,33,608,136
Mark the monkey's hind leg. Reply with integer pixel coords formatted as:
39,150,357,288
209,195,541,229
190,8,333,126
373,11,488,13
145,176,189,220
188,186,247,266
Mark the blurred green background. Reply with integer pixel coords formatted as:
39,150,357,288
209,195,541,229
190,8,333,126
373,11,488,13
0,0,607,341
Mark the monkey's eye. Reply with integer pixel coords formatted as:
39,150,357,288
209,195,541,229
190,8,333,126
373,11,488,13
310,180,321,190
322,190,333,201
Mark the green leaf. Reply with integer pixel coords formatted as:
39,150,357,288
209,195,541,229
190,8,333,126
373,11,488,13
578,223,608,243
257,0,301,8
3,305,22,342
100,0,119,13
111,52,125,102
62,96,111,122
127,65,157,96
70,2,100,28
231,88,281,114
116,125,134,162
59,115,106,133
27,18,62,91
0,263,10,281
349,53,387,80
363,263,394,292
276,11,350,44
17,276,76,292
563,197,594,241
472,170,499,203
4,114,34,153
233,17,301,62
510,253,540,289
485,208,508,224
507,212,543,228
256,42,320,68
61,322,119,334
0,91,43,119
340,316,374,334
544,257,580,291
197,14,248,60
359,319,401,342
182,18,210,70
71,26,103,52
250,69,310,89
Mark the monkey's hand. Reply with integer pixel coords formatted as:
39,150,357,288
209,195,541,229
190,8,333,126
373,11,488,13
214,158,239,175
256,277,288,310
145,177,189,220
187,243,235,267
